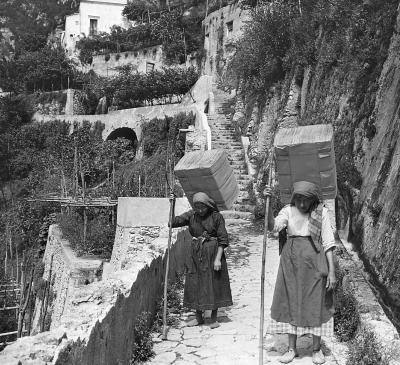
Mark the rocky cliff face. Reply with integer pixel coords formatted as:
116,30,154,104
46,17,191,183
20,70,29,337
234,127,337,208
352,6,400,328
297,2,400,328
232,1,400,327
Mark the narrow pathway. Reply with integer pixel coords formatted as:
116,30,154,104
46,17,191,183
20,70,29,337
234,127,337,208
148,219,340,365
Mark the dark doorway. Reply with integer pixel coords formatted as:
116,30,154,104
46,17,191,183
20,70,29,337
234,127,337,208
106,127,138,154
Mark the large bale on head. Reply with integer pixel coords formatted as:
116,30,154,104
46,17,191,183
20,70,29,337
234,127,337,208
274,124,337,204
174,149,239,211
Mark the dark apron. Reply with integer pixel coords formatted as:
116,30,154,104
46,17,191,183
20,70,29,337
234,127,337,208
271,236,334,327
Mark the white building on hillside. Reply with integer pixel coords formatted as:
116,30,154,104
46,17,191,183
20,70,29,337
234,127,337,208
62,0,128,55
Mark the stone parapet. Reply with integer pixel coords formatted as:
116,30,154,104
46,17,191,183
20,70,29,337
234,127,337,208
31,225,103,334
1,198,194,365
338,231,400,361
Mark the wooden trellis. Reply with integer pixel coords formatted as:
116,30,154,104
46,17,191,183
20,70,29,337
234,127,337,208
1,134,119,344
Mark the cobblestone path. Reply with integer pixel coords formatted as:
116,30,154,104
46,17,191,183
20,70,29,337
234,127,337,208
147,219,340,365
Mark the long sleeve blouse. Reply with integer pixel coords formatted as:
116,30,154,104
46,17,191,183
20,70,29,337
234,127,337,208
273,205,336,252
171,210,229,247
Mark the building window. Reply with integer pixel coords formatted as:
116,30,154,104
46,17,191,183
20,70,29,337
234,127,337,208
226,21,233,34
89,19,98,36
146,62,155,73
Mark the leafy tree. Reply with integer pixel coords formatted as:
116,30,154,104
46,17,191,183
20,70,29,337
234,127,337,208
0,0,78,54
77,2,204,65
16,46,76,92
227,1,294,97
123,0,160,23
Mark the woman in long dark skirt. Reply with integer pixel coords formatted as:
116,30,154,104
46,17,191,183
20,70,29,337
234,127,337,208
170,192,233,328
265,181,336,365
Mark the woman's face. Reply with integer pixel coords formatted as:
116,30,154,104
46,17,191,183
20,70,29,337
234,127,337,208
293,194,314,214
194,202,209,217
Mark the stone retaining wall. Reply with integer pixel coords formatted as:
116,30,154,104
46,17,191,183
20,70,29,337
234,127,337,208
31,226,103,334
338,231,400,362
0,198,193,365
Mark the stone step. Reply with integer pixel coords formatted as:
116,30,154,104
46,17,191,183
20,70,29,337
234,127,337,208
212,138,238,142
213,142,239,146
230,165,246,171
214,143,241,147
213,135,239,139
221,210,254,220
232,204,256,213
212,125,235,129
236,176,252,182
218,132,237,136
212,142,241,147
213,135,236,139
213,146,240,149
211,124,234,127
211,126,235,130
212,129,235,132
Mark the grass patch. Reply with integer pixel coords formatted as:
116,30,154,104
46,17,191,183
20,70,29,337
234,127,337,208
334,267,361,342
153,273,185,333
130,312,155,365
56,210,116,259
346,326,389,365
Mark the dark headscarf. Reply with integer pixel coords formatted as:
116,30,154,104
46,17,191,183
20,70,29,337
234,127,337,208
290,181,321,206
289,181,324,252
193,192,219,212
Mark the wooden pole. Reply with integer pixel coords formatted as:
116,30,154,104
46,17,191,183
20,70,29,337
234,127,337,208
5,224,8,277
41,255,54,332
9,230,13,282
83,207,87,245
17,258,26,334
18,268,33,338
15,240,19,287
74,146,79,198
259,162,273,365
27,292,35,335
162,155,176,341
161,196,175,340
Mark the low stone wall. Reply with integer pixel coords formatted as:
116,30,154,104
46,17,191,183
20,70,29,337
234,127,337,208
81,45,165,78
0,198,193,365
338,231,400,361
31,225,103,334
32,75,213,152
109,197,191,272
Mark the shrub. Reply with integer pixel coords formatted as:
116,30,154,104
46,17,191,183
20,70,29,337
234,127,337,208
153,273,184,333
334,267,360,342
114,112,195,198
346,327,389,365
56,210,116,259
130,312,155,365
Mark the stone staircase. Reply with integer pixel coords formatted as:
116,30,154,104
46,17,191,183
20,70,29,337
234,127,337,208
208,86,255,217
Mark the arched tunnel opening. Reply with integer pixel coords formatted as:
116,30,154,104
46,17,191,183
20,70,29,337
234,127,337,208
106,127,138,155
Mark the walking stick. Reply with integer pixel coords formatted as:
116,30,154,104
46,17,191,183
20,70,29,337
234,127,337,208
161,195,175,340
162,154,175,341
259,161,273,365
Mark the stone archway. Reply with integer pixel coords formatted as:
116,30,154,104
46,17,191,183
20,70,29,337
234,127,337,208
106,127,139,156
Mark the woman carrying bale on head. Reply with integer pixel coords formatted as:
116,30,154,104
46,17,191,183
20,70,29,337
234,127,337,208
169,192,233,329
264,181,336,365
